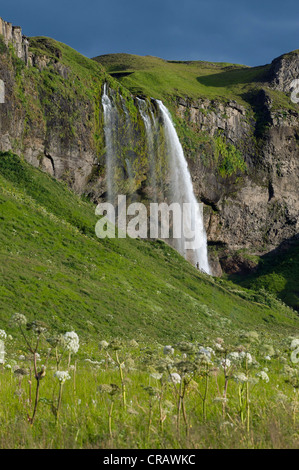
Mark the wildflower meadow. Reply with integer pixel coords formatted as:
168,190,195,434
1,313,299,449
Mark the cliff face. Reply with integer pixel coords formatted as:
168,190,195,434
0,21,108,198
267,50,299,93
0,17,29,63
0,18,298,276
175,91,299,271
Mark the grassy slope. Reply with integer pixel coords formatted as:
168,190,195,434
0,152,298,344
230,242,299,312
93,53,296,111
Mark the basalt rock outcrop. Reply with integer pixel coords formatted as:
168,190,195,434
175,86,299,274
0,17,29,64
267,49,299,93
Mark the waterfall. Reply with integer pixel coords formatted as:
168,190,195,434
101,83,118,203
101,84,210,273
136,98,158,202
156,100,211,274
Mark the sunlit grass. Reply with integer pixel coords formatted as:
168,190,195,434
1,326,299,449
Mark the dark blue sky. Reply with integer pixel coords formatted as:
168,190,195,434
1,0,298,66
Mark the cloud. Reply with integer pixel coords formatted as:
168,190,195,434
1,0,298,66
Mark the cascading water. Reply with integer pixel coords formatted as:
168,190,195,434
101,83,118,204
137,98,158,202
156,100,211,274
101,84,210,274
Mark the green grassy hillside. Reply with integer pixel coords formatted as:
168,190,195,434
230,242,299,312
0,151,298,344
94,53,296,111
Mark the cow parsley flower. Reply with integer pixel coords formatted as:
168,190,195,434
233,372,248,384
150,372,163,380
64,331,79,354
0,330,7,340
198,347,212,359
290,339,299,350
214,397,228,403
220,358,231,369
54,371,71,384
228,352,240,362
163,345,174,356
10,313,27,326
169,372,181,385
99,340,109,350
0,340,5,364
239,352,253,364
256,371,269,383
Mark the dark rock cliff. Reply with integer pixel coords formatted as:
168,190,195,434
174,77,299,274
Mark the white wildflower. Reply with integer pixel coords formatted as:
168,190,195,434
99,340,109,350
169,372,181,385
0,330,7,340
150,372,163,380
0,340,5,364
264,355,271,361
206,347,215,355
290,339,299,350
198,347,212,360
220,358,231,369
85,359,102,366
228,352,240,362
214,397,228,403
64,331,79,354
256,371,269,383
54,371,71,384
239,352,253,364
233,372,248,384
10,313,27,326
163,345,174,356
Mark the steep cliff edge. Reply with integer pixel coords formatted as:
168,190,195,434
0,20,120,198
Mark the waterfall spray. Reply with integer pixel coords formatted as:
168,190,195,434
102,83,118,203
156,100,210,274
137,98,158,202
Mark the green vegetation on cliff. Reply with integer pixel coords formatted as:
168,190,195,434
94,53,296,112
232,241,299,312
